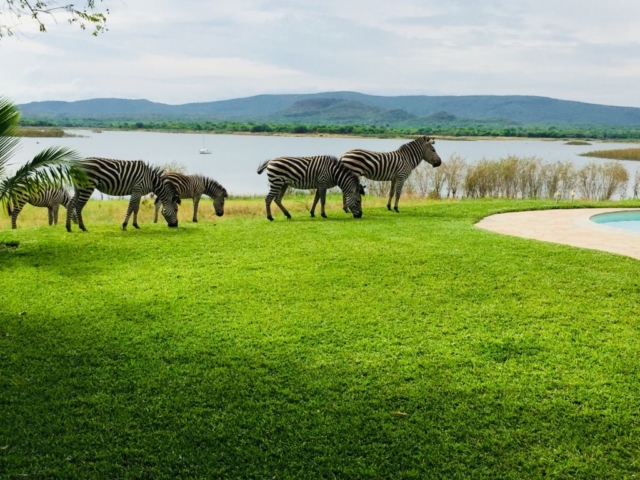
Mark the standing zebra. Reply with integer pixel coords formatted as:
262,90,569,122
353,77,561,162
66,158,181,232
8,187,76,229
340,136,442,212
153,173,228,223
257,155,363,221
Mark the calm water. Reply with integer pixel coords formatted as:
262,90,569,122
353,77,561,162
11,130,640,196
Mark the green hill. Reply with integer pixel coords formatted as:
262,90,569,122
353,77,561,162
17,92,640,126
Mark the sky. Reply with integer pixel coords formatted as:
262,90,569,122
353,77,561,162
1,0,639,106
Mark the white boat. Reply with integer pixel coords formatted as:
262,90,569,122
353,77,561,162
199,135,212,154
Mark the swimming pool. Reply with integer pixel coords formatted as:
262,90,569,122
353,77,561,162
590,210,640,232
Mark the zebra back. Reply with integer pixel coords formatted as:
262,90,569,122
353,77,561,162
259,155,337,189
340,136,441,180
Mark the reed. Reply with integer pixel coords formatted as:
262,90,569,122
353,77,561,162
581,147,640,160
14,127,66,138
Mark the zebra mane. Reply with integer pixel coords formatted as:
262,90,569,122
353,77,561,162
197,174,227,197
150,163,168,177
399,136,431,154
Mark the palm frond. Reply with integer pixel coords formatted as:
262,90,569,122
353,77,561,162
0,146,87,214
0,97,21,177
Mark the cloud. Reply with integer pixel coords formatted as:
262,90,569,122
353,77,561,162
1,0,639,107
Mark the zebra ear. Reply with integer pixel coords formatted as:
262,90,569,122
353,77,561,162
427,137,435,144
173,196,182,205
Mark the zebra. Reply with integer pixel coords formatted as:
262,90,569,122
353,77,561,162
66,157,181,232
257,155,363,221
8,187,77,229
153,173,228,223
339,136,442,212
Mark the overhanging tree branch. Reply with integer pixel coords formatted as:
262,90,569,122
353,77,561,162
1,0,108,38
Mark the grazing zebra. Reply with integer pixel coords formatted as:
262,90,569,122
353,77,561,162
8,187,76,229
257,155,363,221
340,136,442,212
66,157,181,232
153,173,228,223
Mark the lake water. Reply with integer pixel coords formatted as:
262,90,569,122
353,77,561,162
12,130,640,196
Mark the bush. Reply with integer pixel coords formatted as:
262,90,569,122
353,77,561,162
362,156,631,201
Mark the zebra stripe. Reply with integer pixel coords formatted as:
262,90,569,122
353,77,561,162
257,155,363,221
66,157,181,232
340,136,442,212
9,187,75,229
153,173,228,223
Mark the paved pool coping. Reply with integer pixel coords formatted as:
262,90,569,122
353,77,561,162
476,208,640,260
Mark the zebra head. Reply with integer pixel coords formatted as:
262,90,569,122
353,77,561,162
213,188,228,217
204,177,228,217
154,172,181,227
422,137,442,167
341,170,364,219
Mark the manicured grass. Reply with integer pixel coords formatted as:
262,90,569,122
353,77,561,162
2,198,640,478
582,147,640,160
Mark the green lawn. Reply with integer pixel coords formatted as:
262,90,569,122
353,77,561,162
1,199,640,478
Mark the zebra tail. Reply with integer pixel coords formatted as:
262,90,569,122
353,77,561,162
256,159,270,175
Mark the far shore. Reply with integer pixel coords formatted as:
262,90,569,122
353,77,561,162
16,126,640,143
40,127,640,143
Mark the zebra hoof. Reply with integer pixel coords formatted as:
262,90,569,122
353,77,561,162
343,208,349,214
321,213,328,219
387,205,392,211
122,224,127,231
193,219,198,223
394,207,400,213
133,223,140,229
267,216,274,221
286,215,292,220
310,211,315,218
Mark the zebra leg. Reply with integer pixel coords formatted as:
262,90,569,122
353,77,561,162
132,207,140,229
10,200,26,230
274,184,291,220
125,188,143,230
393,178,405,213
47,207,54,226
193,195,201,222
264,184,280,221
153,198,160,223
387,179,397,211
52,205,59,225
68,188,93,232
319,188,328,218
53,204,61,225
310,190,321,218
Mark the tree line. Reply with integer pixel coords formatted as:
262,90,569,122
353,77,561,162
20,118,640,140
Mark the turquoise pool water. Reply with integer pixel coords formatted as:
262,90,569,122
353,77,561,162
591,211,640,232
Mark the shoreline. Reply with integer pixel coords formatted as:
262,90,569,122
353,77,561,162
57,127,640,143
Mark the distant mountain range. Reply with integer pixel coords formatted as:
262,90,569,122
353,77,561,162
18,92,640,127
